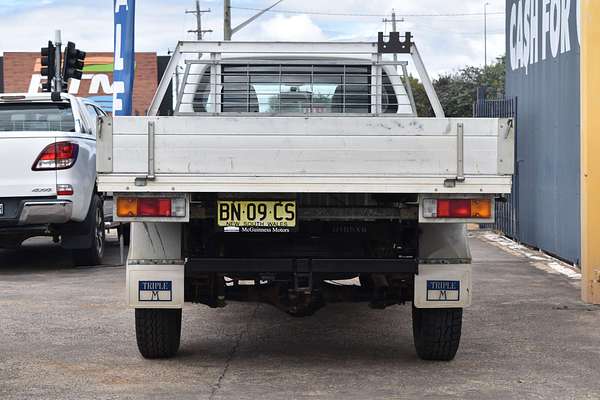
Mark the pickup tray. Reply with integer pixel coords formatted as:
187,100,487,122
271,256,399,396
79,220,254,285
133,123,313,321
97,115,514,195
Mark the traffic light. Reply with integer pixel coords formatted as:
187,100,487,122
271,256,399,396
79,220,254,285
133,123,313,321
40,41,56,92
62,41,86,89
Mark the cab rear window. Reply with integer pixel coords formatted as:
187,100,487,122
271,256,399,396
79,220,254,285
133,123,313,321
0,103,75,132
192,64,399,114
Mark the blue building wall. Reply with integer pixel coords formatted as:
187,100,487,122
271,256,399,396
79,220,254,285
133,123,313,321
506,0,581,264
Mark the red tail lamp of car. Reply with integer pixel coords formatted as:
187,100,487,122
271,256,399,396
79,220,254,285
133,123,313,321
32,141,79,171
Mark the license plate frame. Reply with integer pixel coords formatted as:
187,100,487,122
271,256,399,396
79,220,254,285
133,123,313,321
217,200,297,233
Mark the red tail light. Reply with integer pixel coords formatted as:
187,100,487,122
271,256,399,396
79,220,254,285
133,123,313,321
138,198,172,217
423,198,493,219
116,196,187,218
437,199,471,218
32,141,79,171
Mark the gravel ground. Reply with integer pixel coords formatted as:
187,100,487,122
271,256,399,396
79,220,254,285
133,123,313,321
0,232,599,400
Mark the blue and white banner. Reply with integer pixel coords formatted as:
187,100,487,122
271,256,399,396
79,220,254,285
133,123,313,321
113,0,135,116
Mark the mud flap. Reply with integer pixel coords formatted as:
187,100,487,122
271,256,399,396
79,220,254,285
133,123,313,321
126,222,184,308
414,264,471,308
126,264,184,308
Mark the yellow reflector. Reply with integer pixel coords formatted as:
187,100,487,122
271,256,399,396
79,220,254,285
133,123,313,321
470,199,492,218
117,197,138,217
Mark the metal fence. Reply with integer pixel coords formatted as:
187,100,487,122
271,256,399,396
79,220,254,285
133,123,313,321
473,97,519,240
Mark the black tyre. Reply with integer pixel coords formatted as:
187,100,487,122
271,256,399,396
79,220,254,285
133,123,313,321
412,305,462,361
135,309,182,359
72,194,105,266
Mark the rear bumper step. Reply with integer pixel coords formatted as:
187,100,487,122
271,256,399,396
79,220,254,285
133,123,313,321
19,201,72,225
0,198,72,228
185,258,417,274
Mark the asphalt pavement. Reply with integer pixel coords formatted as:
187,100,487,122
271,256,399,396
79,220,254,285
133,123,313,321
0,232,599,400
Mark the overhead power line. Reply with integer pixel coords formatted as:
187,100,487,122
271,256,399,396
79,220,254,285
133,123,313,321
229,6,505,18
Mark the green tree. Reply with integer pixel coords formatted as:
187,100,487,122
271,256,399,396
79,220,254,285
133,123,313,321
410,56,506,117
408,75,434,117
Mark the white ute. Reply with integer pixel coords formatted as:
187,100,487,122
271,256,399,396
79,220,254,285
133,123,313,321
0,93,106,265
97,35,515,360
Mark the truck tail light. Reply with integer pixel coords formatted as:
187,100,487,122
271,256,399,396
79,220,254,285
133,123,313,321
32,141,79,170
117,197,186,218
423,198,492,219
139,198,172,217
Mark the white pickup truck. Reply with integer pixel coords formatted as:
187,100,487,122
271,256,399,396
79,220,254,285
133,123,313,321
0,93,106,265
97,36,514,361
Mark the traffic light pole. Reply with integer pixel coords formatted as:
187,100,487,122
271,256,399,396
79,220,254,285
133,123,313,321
40,30,85,94
54,30,62,93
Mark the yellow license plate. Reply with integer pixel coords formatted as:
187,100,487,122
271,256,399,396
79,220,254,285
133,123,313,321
217,200,296,229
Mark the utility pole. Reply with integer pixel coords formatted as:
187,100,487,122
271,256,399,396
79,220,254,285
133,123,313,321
224,0,285,40
186,0,212,40
382,10,405,67
224,0,232,41
484,2,490,67
382,9,403,36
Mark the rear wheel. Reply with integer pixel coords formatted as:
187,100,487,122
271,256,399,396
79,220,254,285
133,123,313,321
412,305,462,361
135,308,182,359
72,194,105,266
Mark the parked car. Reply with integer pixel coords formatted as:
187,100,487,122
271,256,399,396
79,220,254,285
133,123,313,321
0,93,106,265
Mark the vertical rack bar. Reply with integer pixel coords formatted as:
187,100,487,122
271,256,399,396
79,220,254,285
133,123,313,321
310,64,315,113
209,52,222,113
342,64,347,113
278,64,282,112
371,53,382,114
246,63,250,112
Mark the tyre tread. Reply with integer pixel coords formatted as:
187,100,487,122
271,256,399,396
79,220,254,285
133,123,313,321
413,306,462,361
135,309,181,359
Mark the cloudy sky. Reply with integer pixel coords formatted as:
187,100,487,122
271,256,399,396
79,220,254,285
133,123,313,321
0,0,505,77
